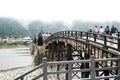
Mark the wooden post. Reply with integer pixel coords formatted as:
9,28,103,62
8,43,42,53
57,43,60,77
86,32,88,39
68,63,72,80
48,46,50,61
68,31,70,38
118,32,120,37
51,44,54,61
86,32,89,42
71,31,73,36
42,57,47,80
81,50,90,78
90,55,96,80
103,54,109,80
118,38,120,51
66,45,72,80
118,55,120,80
65,31,66,37
95,62,99,77
103,35,107,49
94,34,96,42
80,32,82,38
63,31,64,37
75,31,77,39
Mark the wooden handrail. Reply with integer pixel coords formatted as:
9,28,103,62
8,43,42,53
14,56,120,80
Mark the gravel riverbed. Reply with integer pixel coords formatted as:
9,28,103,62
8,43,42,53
0,65,42,80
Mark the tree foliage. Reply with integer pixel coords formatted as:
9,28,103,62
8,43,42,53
0,18,29,38
27,21,68,38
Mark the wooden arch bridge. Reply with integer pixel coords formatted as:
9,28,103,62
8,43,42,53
15,31,120,80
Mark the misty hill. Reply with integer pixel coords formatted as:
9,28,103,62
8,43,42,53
0,18,29,38
71,20,120,31
27,21,69,38
27,20,120,39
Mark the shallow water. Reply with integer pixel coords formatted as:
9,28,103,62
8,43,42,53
0,47,33,70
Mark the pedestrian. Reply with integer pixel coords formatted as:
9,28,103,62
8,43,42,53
110,25,118,42
88,26,92,37
93,26,99,38
88,26,92,33
93,26,99,33
105,26,110,35
110,25,118,37
104,26,110,40
99,26,104,39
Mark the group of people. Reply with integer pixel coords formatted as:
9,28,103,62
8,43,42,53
88,25,118,38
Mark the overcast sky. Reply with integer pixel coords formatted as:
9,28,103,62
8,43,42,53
0,0,120,23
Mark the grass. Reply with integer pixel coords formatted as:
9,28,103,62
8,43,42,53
0,42,29,48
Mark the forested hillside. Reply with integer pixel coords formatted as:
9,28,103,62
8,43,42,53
27,21,69,38
0,18,29,38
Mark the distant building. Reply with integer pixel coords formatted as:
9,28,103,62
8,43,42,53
22,36,32,43
6,37,15,44
42,33,51,40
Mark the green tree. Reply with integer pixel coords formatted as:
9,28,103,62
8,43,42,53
0,18,29,38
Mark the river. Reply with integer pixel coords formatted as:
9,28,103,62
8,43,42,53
0,47,33,70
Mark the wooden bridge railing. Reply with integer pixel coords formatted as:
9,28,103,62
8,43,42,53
14,55,120,80
45,31,120,52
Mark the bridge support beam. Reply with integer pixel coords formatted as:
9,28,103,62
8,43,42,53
57,43,60,78
95,62,99,77
90,55,96,80
118,55,120,80
81,50,90,78
66,45,72,80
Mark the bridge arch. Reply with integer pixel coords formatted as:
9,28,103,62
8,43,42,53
41,31,120,78
45,31,120,60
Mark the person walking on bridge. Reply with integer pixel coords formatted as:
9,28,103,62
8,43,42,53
110,25,118,37
99,26,104,39
110,25,118,42
93,26,99,33
93,26,99,38
105,26,110,35
104,26,110,40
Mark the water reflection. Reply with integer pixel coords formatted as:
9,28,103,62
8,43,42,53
0,48,33,70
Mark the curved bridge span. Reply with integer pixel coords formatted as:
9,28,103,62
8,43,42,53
45,31,120,61
43,31,120,79
15,31,120,80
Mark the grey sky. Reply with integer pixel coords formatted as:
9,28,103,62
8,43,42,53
0,0,120,23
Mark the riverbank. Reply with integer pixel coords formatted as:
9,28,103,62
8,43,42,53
0,65,33,80
0,65,43,80
0,46,37,80
0,42,29,48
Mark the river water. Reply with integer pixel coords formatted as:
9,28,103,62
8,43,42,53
0,47,33,70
